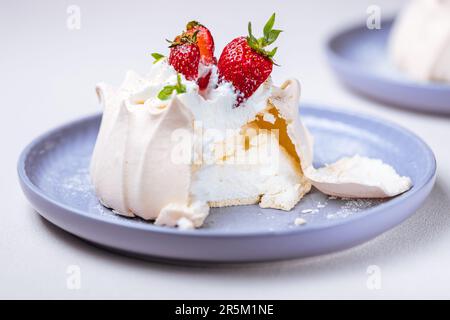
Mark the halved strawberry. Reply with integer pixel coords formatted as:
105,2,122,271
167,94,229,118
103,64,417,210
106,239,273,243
218,13,281,105
185,21,215,90
185,21,215,65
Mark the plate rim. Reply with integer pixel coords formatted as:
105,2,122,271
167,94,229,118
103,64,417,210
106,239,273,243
324,16,450,93
17,104,436,239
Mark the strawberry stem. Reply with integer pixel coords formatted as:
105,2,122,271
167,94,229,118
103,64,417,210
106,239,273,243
246,13,282,62
167,30,199,48
186,20,203,30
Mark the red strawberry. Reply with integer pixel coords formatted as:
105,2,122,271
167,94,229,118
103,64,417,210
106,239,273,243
185,21,215,64
218,37,272,103
197,71,211,90
185,21,215,90
168,37,200,81
218,13,281,105
168,22,216,89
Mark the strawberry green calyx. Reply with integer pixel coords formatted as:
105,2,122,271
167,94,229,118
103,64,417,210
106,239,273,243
157,74,187,100
186,20,204,30
151,53,165,64
167,30,199,48
246,13,282,62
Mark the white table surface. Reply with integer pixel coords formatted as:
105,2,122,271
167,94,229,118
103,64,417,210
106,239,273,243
2,0,450,299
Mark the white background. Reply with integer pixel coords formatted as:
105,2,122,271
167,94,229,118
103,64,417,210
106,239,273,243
1,0,450,299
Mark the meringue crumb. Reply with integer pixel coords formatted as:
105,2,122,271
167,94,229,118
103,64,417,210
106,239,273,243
302,208,319,214
317,204,326,208
328,196,338,200
177,217,194,230
294,218,307,226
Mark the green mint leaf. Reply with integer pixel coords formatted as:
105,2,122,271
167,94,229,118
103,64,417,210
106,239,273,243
175,74,187,94
263,13,276,39
158,86,176,100
151,53,165,64
157,74,186,100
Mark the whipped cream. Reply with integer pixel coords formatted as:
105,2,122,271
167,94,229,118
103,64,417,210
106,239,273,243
389,0,450,82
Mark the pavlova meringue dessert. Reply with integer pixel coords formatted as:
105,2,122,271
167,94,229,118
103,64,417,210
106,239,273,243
389,0,450,82
91,14,412,229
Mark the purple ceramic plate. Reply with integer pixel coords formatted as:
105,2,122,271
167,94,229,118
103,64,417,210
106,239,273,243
18,104,436,263
326,18,450,114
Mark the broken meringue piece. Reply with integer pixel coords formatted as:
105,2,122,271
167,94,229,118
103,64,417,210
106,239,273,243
304,155,413,198
155,201,210,229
